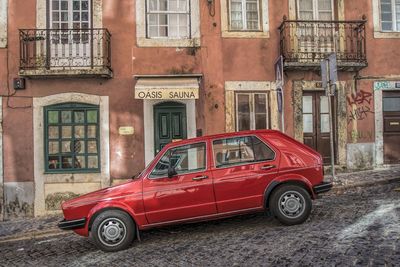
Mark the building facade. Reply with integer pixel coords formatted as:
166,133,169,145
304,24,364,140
0,0,399,219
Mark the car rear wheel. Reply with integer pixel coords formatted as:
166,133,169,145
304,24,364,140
269,184,312,225
91,210,135,252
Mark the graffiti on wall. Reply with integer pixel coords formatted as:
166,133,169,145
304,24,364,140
347,90,374,124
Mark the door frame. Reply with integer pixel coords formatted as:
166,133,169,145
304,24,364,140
144,99,197,165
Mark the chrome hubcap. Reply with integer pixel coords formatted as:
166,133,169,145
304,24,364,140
98,218,126,247
278,191,306,219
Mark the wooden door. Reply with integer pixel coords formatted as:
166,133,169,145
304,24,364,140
154,102,187,155
383,91,400,164
302,91,336,164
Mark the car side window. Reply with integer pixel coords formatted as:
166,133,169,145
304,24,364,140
213,136,275,168
150,142,207,178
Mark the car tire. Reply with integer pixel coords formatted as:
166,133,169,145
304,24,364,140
91,210,135,252
269,184,312,225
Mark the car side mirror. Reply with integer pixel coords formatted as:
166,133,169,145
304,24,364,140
167,167,177,178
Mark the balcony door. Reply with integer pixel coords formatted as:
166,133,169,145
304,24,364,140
297,0,335,61
49,0,91,68
302,92,336,165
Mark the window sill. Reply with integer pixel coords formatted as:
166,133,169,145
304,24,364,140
374,31,400,38
136,37,200,47
222,30,270,39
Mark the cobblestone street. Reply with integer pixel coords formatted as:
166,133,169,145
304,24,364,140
0,181,399,267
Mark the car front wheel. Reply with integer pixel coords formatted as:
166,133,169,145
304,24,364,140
91,209,135,252
269,184,312,225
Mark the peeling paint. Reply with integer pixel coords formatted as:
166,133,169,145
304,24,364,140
45,192,80,211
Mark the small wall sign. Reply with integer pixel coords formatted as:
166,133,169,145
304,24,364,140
118,126,134,135
374,81,400,90
135,88,199,100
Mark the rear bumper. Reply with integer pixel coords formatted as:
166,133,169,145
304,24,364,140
58,218,86,230
313,182,333,194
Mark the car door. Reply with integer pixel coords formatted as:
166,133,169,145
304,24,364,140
211,135,280,213
142,141,217,224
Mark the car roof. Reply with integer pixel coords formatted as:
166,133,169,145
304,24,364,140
163,129,281,149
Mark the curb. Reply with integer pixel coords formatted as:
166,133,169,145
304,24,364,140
0,228,69,244
330,176,400,195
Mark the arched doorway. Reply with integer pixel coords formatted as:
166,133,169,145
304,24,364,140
153,102,187,155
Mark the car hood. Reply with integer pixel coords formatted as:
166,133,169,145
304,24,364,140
62,179,142,208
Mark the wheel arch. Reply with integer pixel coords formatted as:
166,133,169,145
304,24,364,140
87,202,138,232
263,177,315,209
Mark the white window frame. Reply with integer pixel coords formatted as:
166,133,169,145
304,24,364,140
221,0,269,38
146,0,191,39
296,0,334,20
228,0,261,31
0,0,7,48
380,0,400,32
136,0,200,47
235,92,269,131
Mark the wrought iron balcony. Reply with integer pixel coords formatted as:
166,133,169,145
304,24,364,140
279,19,367,71
19,28,112,78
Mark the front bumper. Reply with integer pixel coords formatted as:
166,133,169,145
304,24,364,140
58,218,86,230
313,182,333,194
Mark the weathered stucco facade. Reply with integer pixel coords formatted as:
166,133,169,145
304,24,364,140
0,0,399,219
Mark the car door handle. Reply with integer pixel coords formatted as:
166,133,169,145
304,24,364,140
192,175,208,181
261,164,276,170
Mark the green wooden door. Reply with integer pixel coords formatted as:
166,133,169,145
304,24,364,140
154,102,187,155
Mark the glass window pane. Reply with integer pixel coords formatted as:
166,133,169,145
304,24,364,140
252,136,275,161
254,94,266,113
74,111,85,123
238,94,250,113
48,126,59,139
73,0,80,10
48,141,59,154
82,0,89,10
48,156,60,169
75,156,86,168
48,111,59,123
61,110,72,123
61,0,68,10
88,156,99,169
88,141,97,153
62,126,72,138
255,114,267,129
52,1,60,10
383,97,400,111
320,114,330,133
320,96,329,113
302,96,313,113
303,114,313,133
87,110,98,123
239,136,255,162
73,140,85,153
62,156,73,169
87,125,97,138
62,141,71,153
213,137,241,167
75,125,85,138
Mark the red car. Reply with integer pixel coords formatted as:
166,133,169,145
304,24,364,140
59,130,332,252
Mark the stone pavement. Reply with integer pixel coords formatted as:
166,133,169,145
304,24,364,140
0,181,399,266
0,166,399,243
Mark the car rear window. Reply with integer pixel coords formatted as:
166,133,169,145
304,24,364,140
213,136,275,168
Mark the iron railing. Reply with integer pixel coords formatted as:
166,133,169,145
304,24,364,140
19,28,111,71
279,20,367,69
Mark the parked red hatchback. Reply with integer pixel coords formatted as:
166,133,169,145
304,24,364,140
59,130,332,252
